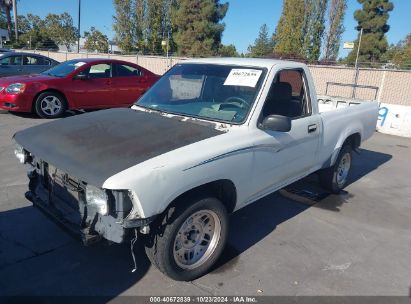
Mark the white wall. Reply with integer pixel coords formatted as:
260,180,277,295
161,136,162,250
377,103,411,137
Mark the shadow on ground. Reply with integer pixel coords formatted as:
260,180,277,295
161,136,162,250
0,206,150,297
212,148,392,272
0,148,392,298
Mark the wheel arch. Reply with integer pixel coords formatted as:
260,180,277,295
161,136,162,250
32,88,70,112
330,132,361,167
166,179,237,215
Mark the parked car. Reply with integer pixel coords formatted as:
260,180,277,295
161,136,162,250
0,58,160,118
13,58,378,280
0,52,59,77
0,48,14,53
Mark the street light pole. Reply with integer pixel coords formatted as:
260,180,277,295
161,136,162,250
352,27,363,98
354,28,363,70
77,0,81,53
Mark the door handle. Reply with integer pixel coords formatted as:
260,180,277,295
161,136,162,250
308,124,317,133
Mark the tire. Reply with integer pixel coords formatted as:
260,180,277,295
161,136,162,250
145,196,229,281
34,91,67,118
319,145,352,193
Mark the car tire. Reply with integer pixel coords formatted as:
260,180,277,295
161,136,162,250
145,196,228,281
319,145,352,193
34,91,67,119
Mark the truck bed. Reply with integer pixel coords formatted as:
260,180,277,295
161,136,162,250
316,95,379,169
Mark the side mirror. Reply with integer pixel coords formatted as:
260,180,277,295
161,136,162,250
261,115,291,132
74,73,88,80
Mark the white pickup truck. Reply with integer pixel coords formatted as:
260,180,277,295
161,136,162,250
13,58,378,281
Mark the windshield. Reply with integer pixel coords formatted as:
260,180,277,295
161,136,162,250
136,64,266,124
42,60,87,77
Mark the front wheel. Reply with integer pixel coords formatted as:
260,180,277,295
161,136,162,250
34,92,67,118
145,196,228,281
319,145,352,193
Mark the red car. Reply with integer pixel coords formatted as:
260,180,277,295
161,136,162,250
0,58,160,118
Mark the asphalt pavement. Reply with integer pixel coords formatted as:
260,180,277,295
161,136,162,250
0,110,410,299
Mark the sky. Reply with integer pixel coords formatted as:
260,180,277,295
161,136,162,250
17,0,411,58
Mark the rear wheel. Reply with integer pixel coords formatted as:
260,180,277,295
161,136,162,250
34,91,67,118
319,145,352,193
145,196,228,281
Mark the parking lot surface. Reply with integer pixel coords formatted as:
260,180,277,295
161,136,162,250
0,110,410,298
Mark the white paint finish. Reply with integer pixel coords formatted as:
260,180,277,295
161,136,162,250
103,59,379,219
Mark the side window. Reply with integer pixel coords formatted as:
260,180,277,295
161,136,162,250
31,56,50,65
1,55,22,65
113,64,142,77
85,63,111,79
0,56,11,65
261,69,311,120
279,70,304,98
23,56,41,65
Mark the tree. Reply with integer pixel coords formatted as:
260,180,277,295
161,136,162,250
171,0,228,57
17,14,51,49
323,0,347,61
346,0,394,64
113,0,174,55
218,44,238,57
43,13,77,51
146,0,164,54
0,0,12,37
302,0,328,62
392,34,411,69
134,0,147,51
84,27,109,53
247,24,273,57
383,34,411,69
113,0,137,53
16,15,31,34
273,0,305,57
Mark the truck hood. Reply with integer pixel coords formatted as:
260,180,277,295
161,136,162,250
14,108,224,187
0,73,55,85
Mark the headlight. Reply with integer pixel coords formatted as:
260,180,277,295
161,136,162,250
85,184,108,215
14,143,28,164
6,83,26,94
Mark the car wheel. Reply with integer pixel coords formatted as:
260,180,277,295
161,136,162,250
145,196,228,281
34,92,67,118
319,145,352,193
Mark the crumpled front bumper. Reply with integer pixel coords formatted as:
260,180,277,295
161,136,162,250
26,164,156,245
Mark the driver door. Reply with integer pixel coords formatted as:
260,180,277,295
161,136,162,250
251,69,321,196
71,63,116,108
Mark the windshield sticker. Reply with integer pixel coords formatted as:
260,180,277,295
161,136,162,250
170,76,203,100
224,69,262,87
74,62,86,68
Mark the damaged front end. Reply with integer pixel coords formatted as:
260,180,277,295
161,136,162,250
17,144,155,245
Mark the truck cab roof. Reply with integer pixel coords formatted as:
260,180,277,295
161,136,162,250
184,57,307,70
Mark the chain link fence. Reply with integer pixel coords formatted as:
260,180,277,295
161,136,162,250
17,48,411,107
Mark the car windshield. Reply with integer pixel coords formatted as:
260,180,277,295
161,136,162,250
136,63,266,124
42,60,87,77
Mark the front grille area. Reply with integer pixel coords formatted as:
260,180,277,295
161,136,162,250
28,159,138,244
44,163,85,226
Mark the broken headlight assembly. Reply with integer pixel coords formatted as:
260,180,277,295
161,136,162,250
85,184,109,215
14,143,30,164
